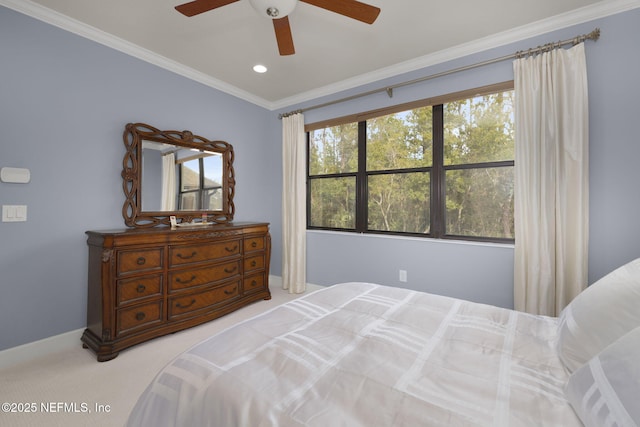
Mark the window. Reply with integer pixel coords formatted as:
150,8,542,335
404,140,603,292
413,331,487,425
178,154,223,210
307,83,514,242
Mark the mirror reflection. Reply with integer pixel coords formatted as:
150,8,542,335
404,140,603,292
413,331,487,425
141,141,223,212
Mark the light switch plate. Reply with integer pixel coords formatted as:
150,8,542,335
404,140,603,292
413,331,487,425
2,205,27,222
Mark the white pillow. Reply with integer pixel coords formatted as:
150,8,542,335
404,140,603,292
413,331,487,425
557,257,640,373
565,327,640,427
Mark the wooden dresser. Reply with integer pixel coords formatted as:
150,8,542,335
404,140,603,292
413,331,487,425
81,222,271,361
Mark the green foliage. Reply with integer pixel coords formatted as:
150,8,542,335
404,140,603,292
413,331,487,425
366,108,432,233
309,124,358,228
366,107,432,171
309,177,355,229
444,92,514,165
443,92,515,238
368,173,430,233
445,168,514,238
309,123,358,175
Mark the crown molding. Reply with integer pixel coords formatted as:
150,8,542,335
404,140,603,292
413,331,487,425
3,0,639,111
271,0,640,110
0,0,274,109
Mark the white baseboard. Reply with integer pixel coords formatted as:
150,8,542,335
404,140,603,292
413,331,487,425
0,328,84,370
0,275,310,370
269,274,283,288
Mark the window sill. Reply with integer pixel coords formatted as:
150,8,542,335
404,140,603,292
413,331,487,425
306,229,515,249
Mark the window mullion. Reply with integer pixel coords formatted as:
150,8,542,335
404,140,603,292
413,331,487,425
431,104,444,238
306,132,311,229
356,121,367,232
199,158,205,210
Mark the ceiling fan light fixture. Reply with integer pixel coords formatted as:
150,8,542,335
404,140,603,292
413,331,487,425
249,0,297,18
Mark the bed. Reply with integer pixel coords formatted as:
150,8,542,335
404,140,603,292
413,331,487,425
127,259,640,427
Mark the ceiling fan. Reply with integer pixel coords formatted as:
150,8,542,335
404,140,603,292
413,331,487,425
174,0,381,56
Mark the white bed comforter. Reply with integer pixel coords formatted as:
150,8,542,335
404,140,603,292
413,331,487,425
127,282,581,426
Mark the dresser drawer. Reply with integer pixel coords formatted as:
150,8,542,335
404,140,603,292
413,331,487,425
169,260,241,292
117,275,163,306
169,240,241,267
244,236,265,252
117,248,163,276
244,254,265,273
244,273,266,295
169,281,240,320
117,301,163,336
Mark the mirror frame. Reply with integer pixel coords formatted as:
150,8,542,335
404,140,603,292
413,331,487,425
122,122,235,228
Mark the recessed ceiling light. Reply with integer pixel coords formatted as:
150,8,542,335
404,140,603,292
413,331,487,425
253,64,268,73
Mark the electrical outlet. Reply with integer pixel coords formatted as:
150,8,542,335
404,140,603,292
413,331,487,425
399,269,407,282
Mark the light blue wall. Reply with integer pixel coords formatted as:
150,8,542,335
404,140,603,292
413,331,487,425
2,5,639,351
0,6,281,350
279,8,640,308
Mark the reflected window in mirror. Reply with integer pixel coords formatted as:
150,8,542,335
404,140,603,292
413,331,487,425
178,153,223,210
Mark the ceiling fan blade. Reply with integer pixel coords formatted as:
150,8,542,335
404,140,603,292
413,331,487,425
273,17,295,56
175,0,239,17
300,0,380,24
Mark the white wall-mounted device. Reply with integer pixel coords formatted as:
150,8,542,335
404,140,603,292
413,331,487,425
1,167,31,184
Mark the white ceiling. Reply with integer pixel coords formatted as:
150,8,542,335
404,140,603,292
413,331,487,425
3,0,633,109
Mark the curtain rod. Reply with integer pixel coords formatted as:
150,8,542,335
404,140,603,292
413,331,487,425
279,28,600,119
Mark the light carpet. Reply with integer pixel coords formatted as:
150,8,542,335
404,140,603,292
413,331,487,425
0,284,321,427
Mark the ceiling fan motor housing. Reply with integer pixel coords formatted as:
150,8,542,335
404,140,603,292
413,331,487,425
249,0,298,18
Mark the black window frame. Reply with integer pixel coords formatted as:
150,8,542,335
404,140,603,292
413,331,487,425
306,82,515,244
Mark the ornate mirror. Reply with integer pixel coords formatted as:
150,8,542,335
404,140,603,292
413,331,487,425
122,123,235,228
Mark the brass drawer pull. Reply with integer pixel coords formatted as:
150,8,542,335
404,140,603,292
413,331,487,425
225,245,238,252
177,251,197,260
136,284,146,293
136,257,146,265
176,275,196,284
224,287,237,295
135,312,145,321
250,260,257,267
224,266,238,274
251,280,258,287
176,299,196,309
251,241,258,248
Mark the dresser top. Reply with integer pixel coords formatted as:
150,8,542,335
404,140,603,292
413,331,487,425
86,222,270,246
87,221,268,235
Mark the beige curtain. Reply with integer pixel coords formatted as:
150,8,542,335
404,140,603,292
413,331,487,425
161,152,177,211
513,43,589,316
282,113,306,293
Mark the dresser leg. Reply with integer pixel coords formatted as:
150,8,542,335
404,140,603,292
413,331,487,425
97,352,119,362
81,329,119,362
